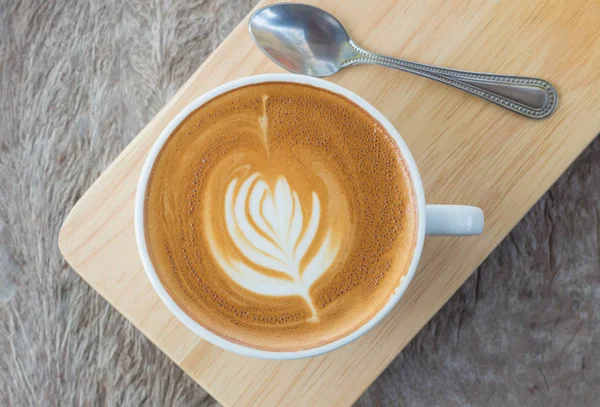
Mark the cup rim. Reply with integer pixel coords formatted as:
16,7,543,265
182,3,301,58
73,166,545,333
134,74,426,359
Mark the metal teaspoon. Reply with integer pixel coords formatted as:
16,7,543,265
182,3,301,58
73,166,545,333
249,3,558,119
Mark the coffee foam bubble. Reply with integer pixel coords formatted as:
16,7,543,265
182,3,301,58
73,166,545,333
144,83,417,351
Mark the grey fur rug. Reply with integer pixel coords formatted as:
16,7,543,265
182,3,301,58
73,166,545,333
1,0,598,405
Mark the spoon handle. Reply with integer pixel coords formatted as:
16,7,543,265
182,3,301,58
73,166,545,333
348,45,558,119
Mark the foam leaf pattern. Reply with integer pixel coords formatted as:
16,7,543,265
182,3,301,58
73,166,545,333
208,172,339,321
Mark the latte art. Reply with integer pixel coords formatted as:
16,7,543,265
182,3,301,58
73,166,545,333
207,172,340,321
144,82,417,351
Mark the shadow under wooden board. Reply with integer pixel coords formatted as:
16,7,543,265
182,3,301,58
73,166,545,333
58,0,600,405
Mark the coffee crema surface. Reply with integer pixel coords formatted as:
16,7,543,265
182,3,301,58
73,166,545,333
145,83,417,351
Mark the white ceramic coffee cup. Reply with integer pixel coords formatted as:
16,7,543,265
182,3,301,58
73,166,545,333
134,74,484,360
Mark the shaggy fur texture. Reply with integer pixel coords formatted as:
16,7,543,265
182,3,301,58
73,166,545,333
0,0,598,405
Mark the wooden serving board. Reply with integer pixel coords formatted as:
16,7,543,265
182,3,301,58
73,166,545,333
59,0,600,405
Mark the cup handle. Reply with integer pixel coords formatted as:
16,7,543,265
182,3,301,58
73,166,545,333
425,205,484,236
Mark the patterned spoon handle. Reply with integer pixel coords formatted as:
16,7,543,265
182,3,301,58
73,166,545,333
347,42,558,119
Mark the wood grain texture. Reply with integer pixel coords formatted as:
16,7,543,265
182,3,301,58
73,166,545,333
58,0,600,405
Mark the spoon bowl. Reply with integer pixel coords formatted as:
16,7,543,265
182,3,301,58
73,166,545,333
249,3,357,77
